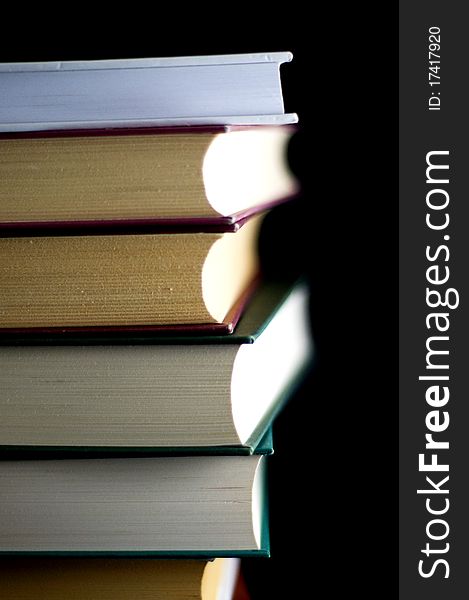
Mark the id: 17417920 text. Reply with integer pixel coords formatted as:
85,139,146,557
428,26,441,111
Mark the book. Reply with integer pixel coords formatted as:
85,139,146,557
0,213,263,331
0,127,297,232
0,452,269,556
0,53,297,132
0,557,240,600
232,567,251,600
0,281,311,450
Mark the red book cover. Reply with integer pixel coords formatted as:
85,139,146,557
0,124,297,235
0,276,258,338
233,568,251,600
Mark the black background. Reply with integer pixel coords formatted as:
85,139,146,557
0,15,397,598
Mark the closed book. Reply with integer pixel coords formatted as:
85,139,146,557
0,213,263,332
0,281,312,451
0,126,297,233
0,53,296,132
0,557,240,600
0,448,270,556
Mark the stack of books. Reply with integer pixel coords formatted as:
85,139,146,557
0,52,312,599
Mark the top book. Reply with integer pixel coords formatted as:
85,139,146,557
0,52,297,132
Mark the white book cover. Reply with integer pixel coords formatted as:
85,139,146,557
0,52,298,132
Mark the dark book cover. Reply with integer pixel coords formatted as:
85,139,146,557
0,449,271,558
0,124,297,236
0,425,274,460
0,278,296,345
0,280,312,456
0,197,295,237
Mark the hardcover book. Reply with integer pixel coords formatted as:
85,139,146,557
0,53,297,132
0,452,270,556
0,281,312,451
0,126,297,232
0,557,241,600
0,213,263,332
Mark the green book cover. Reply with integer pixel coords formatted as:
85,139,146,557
0,481,271,558
0,453,271,558
0,278,300,346
0,425,274,459
0,278,313,455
